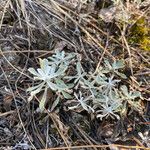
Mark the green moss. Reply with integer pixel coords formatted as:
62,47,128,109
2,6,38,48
129,17,150,51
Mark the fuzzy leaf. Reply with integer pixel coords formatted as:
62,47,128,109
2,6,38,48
27,82,45,102
62,91,72,99
47,81,58,91
115,71,127,79
51,96,60,111
39,58,49,71
39,87,48,112
130,91,141,99
120,85,129,96
28,68,40,77
112,60,125,69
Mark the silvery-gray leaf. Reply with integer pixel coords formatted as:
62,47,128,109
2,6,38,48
96,113,108,120
77,62,82,74
28,82,45,101
47,80,58,91
112,60,125,69
51,96,60,111
65,53,76,60
113,113,120,120
96,104,120,120
39,87,48,112
37,69,47,79
48,51,75,65
67,83,74,88
111,101,121,110
93,97,106,104
95,75,107,85
115,72,126,79
27,82,45,92
83,78,95,89
101,69,110,74
108,89,120,101
104,59,112,70
79,101,89,111
96,67,107,77
86,105,95,113
28,68,40,77
55,79,68,89
68,105,79,110
115,71,127,79
49,65,56,76
120,85,129,96
55,64,67,76
130,91,141,99
44,66,51,75
39,58,49,71
62,91,72,99
71,62,86,83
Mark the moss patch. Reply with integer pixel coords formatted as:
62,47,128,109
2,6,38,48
128,17,150,51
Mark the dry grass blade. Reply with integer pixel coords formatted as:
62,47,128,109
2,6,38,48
40,144,149,150
0,65,36,149
50,113,71,150
0,0,10,29
17,0,27,18
44,0,113,58
0,110,15,117
0,49,32,79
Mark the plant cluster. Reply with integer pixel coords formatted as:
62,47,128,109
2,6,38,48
27,51,75,111
27,51,142,119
